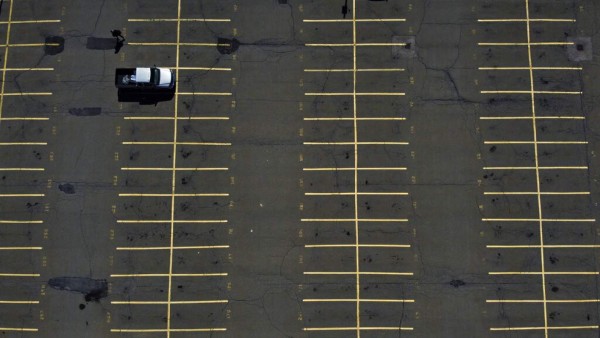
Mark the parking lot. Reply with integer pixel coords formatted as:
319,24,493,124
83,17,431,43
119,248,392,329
0,0,599,337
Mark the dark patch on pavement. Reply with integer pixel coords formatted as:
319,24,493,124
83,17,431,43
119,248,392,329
44,36,64,55
567,37,592,62
217,37,240,54
58,183,75,194
86,37,118,50
449,279,466,288
68,107,102,116
48,277,108,302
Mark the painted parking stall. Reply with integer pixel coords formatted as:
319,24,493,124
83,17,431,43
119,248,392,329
299,1,414,336
109,1,234,336
0,0,60,333
478,1,598,335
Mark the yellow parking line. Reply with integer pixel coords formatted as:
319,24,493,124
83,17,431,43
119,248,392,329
178,92,232,96
305,244,410,248
484,166,587,170
0,142,46,145
304,142,408,145
305,192,408,196
482,218,594,222
478,42,573,46
480,116,584,120
122,167,228,171
303,167,407,171
478,19,576,23
112,300,228,305
490,326,598,331
3,67,54,71
487,299,600,303
305,92,405,96
0,168,44,171
484,191,589,195
124,116,229,120
304,271,413,276
0,92,52,96
128,18,230,22
0,194,44,197
117,219,227,224
304,298,413,302
479,66,581,70
304,117,406,121
0,43,59,47
0,300,39,304
128,42,226,47
0,247,42,250
306,43,406,47
304,68,405,72
122,141,231,146
0,220,43,224
0,20,60,24
304,326,413,331
301,218,408,222
0,273,40,277
0,328,38,332
487,245,600,249
0,117,49,121
111,328,227,333
489,271,598,275
0,0,13,121
118,193,229,197
117,245,229,251
110,273,227,278
303,19,406,23
484,141,586,145
481,90,581,95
